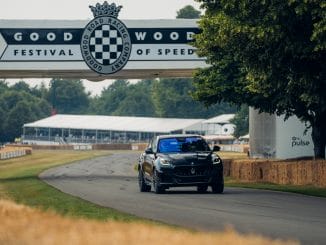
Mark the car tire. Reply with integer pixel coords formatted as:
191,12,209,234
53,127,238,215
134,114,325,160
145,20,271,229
153,170,165,194
211,174,224,193
138,170,151,192
211,182,224,193
197,185,208,193
211,179,224,193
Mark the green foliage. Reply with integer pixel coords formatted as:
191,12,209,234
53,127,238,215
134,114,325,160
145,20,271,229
4,100,33,140
176,5,201,19
11,81,31,93
0,107,4,136
0,89,51,142
91,80,129,115
91,78,235,118
48,79,90,114
152,78,236,118
0,80,8,93
152,78,190,117
194,0,326,157
112,80,156,117
92,79,156,117
231,105,249,138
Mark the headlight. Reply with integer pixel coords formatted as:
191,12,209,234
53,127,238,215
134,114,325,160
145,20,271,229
160,158,171,166
211,154,222,164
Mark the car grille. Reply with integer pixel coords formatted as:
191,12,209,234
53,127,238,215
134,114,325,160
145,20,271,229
174,165,212,177
176,176,210,183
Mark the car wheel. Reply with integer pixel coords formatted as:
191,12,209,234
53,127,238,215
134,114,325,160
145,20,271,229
138,170,151,192
197,185,208,193
153,170,165,194
211,180,224,194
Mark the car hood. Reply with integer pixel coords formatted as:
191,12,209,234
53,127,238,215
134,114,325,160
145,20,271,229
158,152,212,165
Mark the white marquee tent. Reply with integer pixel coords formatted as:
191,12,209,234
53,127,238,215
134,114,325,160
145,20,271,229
23,114,204,144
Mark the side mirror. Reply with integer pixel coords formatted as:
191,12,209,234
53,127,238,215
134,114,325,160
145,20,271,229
213,145,220,152
145,148,154,154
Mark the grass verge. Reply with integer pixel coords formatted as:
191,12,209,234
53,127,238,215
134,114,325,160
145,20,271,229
0,199,298,245
0,150,146,222
225,177,326,198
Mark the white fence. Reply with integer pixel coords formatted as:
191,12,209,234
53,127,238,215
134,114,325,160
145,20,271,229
219,144,249,153
0,149,27,160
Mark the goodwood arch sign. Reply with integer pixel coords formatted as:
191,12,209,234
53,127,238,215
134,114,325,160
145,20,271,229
0,1,207,80
80,2,132,74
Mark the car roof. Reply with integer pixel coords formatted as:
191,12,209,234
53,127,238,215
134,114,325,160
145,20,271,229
157,134,203,140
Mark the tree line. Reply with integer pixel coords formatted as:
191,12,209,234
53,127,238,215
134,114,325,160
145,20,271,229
0,78,238,143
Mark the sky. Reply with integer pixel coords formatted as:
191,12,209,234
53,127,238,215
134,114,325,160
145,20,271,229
0,0,201,95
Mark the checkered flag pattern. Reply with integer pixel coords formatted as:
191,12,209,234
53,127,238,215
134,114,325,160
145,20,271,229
89,25,123,65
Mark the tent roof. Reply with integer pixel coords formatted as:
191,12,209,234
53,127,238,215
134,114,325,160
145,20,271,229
239,134,250,139
23,114,204,133
203,135,235,141
202,114,235,124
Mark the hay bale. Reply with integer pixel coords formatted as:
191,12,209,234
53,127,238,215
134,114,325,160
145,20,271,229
228,158,326,187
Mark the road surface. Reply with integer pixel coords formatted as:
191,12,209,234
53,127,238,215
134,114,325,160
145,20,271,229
40,152,326,244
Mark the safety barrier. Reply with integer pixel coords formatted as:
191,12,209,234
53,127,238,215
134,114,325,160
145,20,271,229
0,147,32,160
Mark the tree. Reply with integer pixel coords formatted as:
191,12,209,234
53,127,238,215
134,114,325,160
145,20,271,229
176,5,201,19
4,101,33,141
93,80,129,115
48,79,90,114
30,82,49,99
0,107,4,142
92,79,156,117
0,90,51,142
0,80,8,94
193,0,326,158
152,78,236,118
231,105,249,138
11,81,32,93
113,80,156,117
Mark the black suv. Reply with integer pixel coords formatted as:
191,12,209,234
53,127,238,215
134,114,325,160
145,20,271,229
138,134,224,194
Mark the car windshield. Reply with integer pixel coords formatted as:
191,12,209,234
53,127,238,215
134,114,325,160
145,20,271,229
158,137,210,153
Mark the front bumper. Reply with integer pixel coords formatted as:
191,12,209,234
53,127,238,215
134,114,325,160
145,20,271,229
156,164,223,187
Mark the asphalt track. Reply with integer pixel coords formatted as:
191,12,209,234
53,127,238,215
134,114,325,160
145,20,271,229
40,152,326,245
